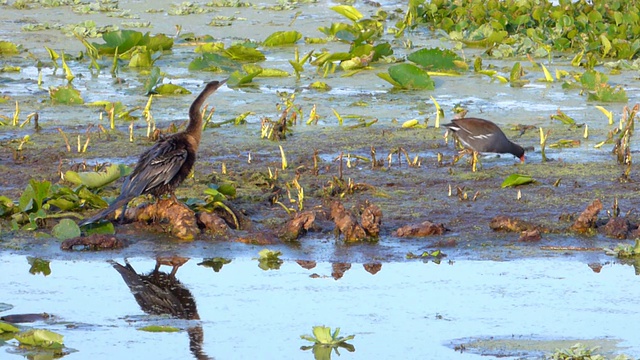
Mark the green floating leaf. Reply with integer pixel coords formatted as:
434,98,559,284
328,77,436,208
95,30,143,54
49,85,84,105
331,5,363,22
52,219,81,240
195,42,225,53
227,69,262,87
263,31,302,47
509,62,529,88
15,329,63,348
154,83,191,95
189,52,239,72
27,257,52,276
223,44,265,62
309,81,331,91
216,183,237,198
82,220,115,235
587,84,628,102
77,187,109,209
64,164,130,189
0,321,19,334
407,48,466,72
19,180,52,213
138,325,180,332
127,46,154,68
0,41,19,56
501,174,534,188
144,66,163,95
380,64,435,90
243,64,289,77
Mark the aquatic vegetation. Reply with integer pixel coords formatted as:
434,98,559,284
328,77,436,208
27,256,51,276
198,184,239,229
300,325,355,359
408,47,467,73
402,0,640,60
169,1,214,15
378,63,435,90
604,239,640,258
501,174,534,188
15,329,64,348
255,249,283,270
612,104,637,180
547,342,631,360
314,5,392,76
49,85,84,105
263,30,302,47
0,41,19,56
138,326,180,332
197,257,232,272
0,321,19,334
0,179,109,231
51,218,81,240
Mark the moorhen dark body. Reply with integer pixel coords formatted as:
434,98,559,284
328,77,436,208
444,117,525,162
80,79,226,226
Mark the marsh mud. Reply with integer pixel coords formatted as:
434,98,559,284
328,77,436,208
2,0,640,358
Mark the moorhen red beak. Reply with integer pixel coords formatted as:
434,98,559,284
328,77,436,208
444,117,525,170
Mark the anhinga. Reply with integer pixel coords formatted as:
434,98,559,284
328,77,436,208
80,79,226,226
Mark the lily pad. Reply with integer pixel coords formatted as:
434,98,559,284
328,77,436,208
127,46,155,68
223,44,265,62
263,31,302,47
0,321,19,334
82,221,115,235
64,164,130,189
94,30,143,54
52,219,81,240
501,174,534,188
49,85,84,105
0,41,19,56
378,64,435,90
189,52,239,72
243,64,289,77
154,84,191,95
407,48,466,72
227,69,262,87
331,5,363,22
195,42,225,53
15,329,63,348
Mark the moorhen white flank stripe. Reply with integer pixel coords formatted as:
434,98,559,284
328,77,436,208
444,117,525,170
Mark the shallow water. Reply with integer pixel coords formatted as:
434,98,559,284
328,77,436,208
2,254,639,359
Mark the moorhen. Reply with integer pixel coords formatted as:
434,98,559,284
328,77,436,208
444,117,525,171
80,79,227,226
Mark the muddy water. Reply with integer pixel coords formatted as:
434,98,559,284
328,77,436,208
2,255,639,359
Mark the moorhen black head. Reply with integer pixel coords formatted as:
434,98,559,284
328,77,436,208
444,117,525,162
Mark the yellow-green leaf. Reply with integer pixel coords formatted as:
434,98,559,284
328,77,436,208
501,174,534,188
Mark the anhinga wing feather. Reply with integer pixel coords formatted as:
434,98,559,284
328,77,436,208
121,140,188,197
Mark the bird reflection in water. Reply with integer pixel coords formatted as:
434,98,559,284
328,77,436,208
110,257,210,360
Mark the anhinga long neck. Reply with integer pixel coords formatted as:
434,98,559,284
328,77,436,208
185,79,226,145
